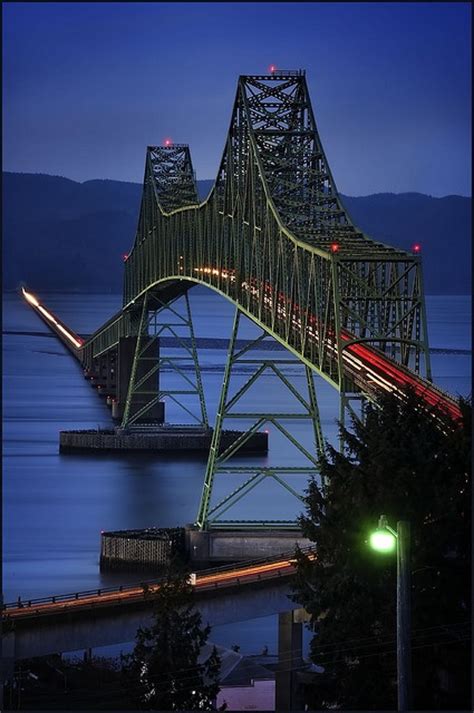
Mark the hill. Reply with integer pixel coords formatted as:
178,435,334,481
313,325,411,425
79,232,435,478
340,192,471,295
3,172,470,294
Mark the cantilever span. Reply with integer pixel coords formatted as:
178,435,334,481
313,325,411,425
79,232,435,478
22,69,462,530
83,70,458,417
123,70,431,388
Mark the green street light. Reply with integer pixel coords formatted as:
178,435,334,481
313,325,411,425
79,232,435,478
369,514,412,712
370,524,396,553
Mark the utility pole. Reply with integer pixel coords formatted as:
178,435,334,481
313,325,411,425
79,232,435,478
370,516,413,712
397,520,412,711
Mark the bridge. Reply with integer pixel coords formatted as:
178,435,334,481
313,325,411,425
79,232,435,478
21,68,461,535
2,550,311,660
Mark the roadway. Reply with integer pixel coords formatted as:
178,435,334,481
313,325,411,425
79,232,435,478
20,285,462,422
3,551,305,622
2,551,312,661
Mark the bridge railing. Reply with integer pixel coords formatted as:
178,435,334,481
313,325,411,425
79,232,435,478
190,544,316,579
85,310,133,358
2,545,316,612
3,585,135,610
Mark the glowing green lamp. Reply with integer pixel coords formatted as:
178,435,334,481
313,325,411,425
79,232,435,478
369,514,397,553
369,514,412,711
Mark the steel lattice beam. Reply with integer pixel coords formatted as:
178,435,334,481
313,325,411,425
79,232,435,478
118,72,431,398
195,307,324,530
121,291,208,429
75,69,457,528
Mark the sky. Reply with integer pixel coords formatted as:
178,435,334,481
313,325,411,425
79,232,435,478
2,2,471,196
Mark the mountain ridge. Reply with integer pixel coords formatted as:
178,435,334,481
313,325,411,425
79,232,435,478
4,171,470,198
3,172,471,294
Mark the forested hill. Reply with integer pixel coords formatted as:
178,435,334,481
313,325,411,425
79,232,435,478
3,172,471,294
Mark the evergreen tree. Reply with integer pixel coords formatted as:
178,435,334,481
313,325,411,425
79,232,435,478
293,389,471,710
122,570,222,710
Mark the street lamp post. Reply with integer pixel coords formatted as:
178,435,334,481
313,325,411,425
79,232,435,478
370,515,412,712
396,520,412,712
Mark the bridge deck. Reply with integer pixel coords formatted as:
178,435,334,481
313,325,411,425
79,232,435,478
21,286,462,423
3,549,312,624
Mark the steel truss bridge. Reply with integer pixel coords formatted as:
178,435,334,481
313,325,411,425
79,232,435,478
23,69,461,532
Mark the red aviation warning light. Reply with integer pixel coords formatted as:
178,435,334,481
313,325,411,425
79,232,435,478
412,243,421,254
122,253,129,262
164,138,173,147
269,65,277,74
330,243,340,253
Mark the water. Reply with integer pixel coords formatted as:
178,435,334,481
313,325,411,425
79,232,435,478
2,289,471,655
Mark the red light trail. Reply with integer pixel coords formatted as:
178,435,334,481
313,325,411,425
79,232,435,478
22,276,462,424
192,267,462,423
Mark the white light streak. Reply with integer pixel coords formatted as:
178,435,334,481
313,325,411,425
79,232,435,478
22,288,83,349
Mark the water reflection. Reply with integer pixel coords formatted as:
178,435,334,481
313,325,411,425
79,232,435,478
3,289,471,611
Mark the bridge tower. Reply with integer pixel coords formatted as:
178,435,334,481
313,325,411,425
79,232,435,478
83,69,433,533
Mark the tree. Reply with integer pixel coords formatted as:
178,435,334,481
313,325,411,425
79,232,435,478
122,569,223,710
293,388,471,710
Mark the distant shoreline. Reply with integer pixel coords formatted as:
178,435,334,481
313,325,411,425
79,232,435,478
4,173,470,294
2,172,471,199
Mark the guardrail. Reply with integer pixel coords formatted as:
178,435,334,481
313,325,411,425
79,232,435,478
3,546,316,612
86,311,133,359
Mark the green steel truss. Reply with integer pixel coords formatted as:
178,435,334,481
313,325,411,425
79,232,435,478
148,143,199,213
79,69,436,529
121,70,431,394
121,290,208,429
195,307,324,530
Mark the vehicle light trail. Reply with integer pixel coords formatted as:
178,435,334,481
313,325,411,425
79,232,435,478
21,287,84,349
3,552,314,620
21,275,461,422
190,267,462,422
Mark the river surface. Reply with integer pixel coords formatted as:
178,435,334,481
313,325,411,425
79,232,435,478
2,289,471,655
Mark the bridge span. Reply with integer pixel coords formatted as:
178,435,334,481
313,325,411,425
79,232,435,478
21,68,462,533
3,551,309,660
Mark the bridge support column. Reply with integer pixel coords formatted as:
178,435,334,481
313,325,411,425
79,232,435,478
185,524,311,567
276,610,304,711
121,290,207,429
196,307,324,530
105,349,116,393
94,352,117,398
114,337,136,420
88,360,104,390
99,355,108,389
118,336,164,425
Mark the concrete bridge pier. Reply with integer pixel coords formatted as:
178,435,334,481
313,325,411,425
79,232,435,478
85,354,107,392
186,525,311,567
96,351,117,398
83,337,164,424
104,350,117,394
114,336,164,424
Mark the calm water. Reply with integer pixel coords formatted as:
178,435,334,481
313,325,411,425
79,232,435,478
2,289,471,654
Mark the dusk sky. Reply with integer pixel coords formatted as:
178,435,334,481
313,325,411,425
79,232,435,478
3,2,471,196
